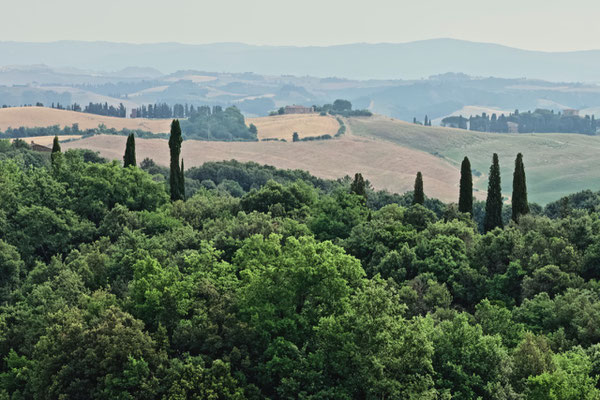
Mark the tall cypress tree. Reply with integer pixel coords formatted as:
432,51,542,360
51,135,61,169
180,159,185,200
169,119,183,201
123,133,136,167
413,171,424,205
458,156,473,214
484,153,503,232
512,153,529,222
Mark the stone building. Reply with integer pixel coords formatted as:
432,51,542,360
284,105,314,114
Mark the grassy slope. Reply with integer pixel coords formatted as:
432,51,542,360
348,115,600,204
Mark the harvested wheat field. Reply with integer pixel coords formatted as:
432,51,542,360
63,134,467,202
12,135,82,146
0,107,172,133
248,114,340,141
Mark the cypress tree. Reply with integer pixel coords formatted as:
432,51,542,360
413,171,424,205
458,156,473,214
123,133,136,167
484,153,503,232
511,153,529,222
180,159,185,200
51,135,61,169
169,119,183,201
350,173,367,200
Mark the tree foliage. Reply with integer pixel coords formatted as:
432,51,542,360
1,144,600,398
459,156,473,214
169,119,184,201
413,171,424,205
512,152,530,221
123,133,136,168
484,153,503,232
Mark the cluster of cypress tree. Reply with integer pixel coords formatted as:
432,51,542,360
457,153,529,232
405,153,529,232
117,125,529,225
119,121,185,201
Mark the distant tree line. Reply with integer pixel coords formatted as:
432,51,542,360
83,102,127,118
442,109,598,134
0,124,164,141
131,103,207,119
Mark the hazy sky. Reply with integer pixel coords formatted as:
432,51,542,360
4,0,600,51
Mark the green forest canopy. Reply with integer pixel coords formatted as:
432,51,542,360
2,140,600,398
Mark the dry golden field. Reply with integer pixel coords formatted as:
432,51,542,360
62,133,465,202
248,114,340,141
12,135,82,147
0,107,171,133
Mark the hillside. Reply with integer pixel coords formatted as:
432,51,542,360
0,106,171,132
248,114,340,141
62,133,466,202
348,115,600,204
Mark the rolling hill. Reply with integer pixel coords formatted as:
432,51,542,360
62,133,466,202
248,114,340,141
0,106,171,132
32,110,600,205
348,115,600,204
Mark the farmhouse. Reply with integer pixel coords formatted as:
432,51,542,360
284,105,314,114
30,141,52,152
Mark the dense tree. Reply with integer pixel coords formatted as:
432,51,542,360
458,156,473,214
413,171,424,205
484,153,503,232
123,133,136,167
332,99,352,112
3,142,600,398
512,152,529,222
462,109,597,134
169,119,184,201
350,172,367,200
83,102,126,118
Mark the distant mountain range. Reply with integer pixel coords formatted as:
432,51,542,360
2,39,600,82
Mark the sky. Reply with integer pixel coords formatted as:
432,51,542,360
3,0,600,52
